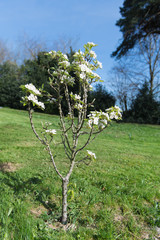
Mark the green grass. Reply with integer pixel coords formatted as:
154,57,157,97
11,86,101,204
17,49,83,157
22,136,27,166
0,107,160,239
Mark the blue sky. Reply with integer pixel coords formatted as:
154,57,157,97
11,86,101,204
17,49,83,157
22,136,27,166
0,0,123,86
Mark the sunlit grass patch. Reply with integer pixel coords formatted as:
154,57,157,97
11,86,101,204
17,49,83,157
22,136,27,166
0,107,160,239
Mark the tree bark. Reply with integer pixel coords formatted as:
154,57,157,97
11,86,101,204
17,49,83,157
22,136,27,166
61,178,68,224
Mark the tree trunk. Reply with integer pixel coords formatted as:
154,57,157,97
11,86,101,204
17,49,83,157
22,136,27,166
61,179,68,224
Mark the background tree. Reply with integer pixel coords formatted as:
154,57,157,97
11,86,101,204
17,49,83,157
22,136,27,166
111,61,139,111
111,34,160,110
112,0,160,58
0,61,23,109
89,84,115,112
137,35,160,95
0,40,15,64
53,36,78,54
124,82,160,124
18,34,47,62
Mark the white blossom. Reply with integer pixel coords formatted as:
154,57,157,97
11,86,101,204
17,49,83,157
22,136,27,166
63,54,68,60
27,94,45,109
87,110,110,129
100,119,108,125
74,94,81,100
106,106,122,120
89,85,93,91
80,72,86,79
98,123,105,130
25,83,41,95
92,72,101,79
87,150,96,160
74,51,84,57
87,42,96,47
27,94,38,103
93,117,99,125
45,129,57,135
49,50,56,55
59,61,70,68
101,112,110,120
75,103,83,110
79,64,93,74
87,119,93,129
90,50,97,59
38,102,45,110
97,60,102,69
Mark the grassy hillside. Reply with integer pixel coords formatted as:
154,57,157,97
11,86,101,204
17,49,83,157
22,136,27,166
0,107,160,239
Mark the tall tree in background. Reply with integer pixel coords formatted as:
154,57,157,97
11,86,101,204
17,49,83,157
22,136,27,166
0,40,15,64
111,62,138,111
129,82,160,124
90,84,115,112
137,35,160,95
112,0,160,58
18,34,47,61
111,35,160,106
0,61,23,109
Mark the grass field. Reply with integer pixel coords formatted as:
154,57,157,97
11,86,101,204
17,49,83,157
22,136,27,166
0,107,160,240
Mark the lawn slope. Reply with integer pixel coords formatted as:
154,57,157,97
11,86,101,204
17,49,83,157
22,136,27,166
0,108,160,239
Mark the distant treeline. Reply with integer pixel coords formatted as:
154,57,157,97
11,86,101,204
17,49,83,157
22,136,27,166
0,51,159,124
0,51,115,115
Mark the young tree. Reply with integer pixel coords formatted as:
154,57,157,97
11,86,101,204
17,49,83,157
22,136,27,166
21,42,122,224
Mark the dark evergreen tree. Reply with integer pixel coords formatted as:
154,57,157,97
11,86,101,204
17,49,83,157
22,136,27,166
0,61,23,109
89,84,116,112
125,82,160,124
112,0,160,58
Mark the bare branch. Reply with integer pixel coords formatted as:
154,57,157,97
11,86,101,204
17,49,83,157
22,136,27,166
28,106,46,146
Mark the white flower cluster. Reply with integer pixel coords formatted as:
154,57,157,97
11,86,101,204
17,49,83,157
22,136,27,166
59,61,70,68
87,42,97,47
96,60,102,69
25,83,41,95
89,50,97,59
63,54,68,60
87,111,110,130
87,150,96,160
22,83,45,109
87,106,122,130
27,94,45,109
74,94,81,100
48,50,56,55
106,106,122,120
79,64,93,74
70,93,81,101
75,103,83,110
52,68,74,85
89,85,93,91
74,51,84,58
48,51,75,85
45,129,57,135
70,93,84,110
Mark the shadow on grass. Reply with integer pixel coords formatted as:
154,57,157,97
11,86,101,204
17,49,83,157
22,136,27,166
0,171,60,219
